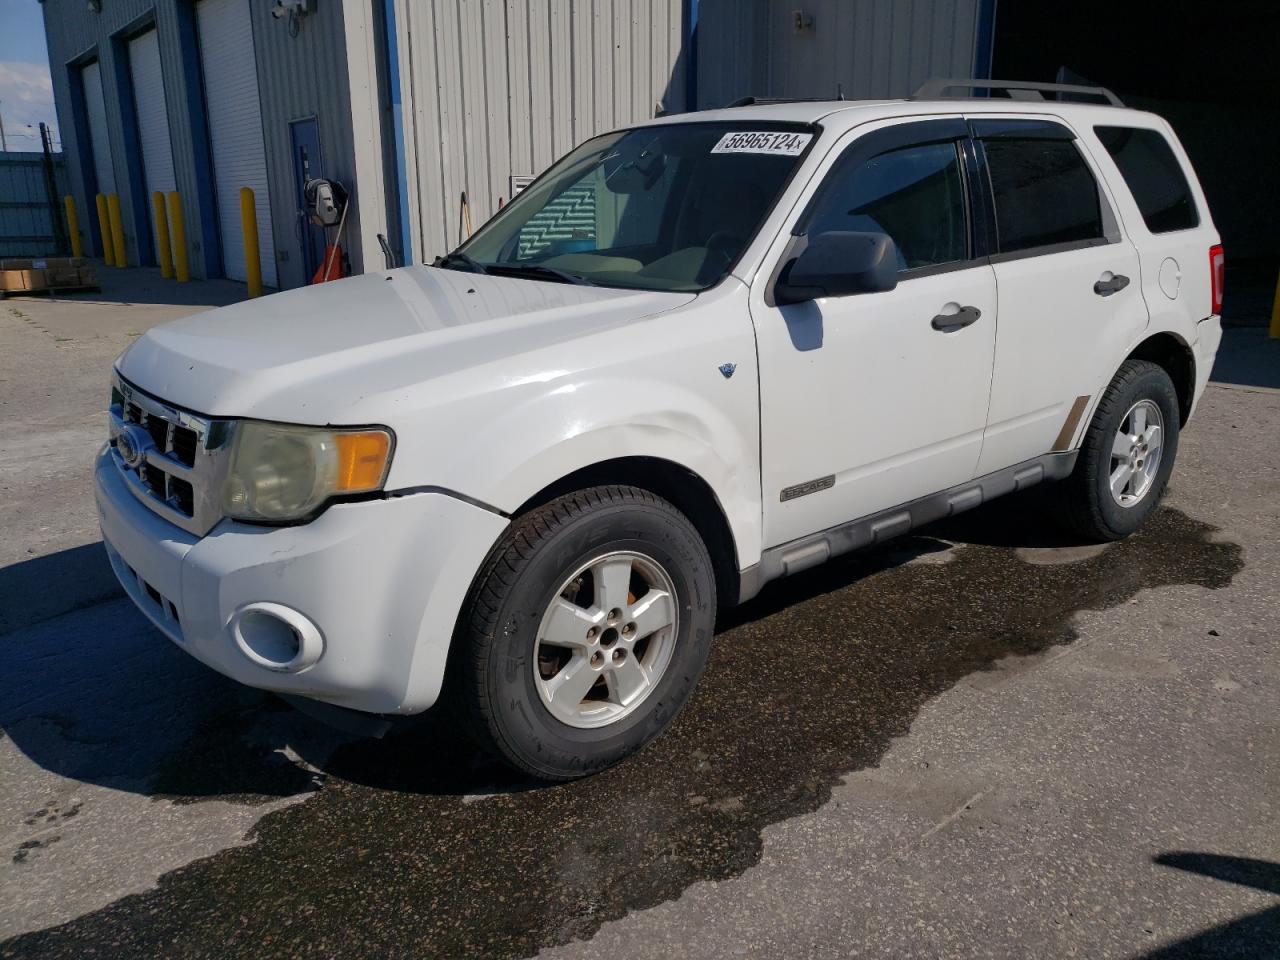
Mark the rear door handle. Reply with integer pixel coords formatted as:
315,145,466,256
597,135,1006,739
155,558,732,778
931,305,982,332
1094,273,1130,296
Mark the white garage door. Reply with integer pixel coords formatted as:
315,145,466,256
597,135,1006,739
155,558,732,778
81,60,115,196
129,29,176,263
196,0,275,287
129,30,175,194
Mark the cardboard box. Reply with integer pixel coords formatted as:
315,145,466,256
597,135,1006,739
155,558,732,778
0,257,96,293
48,265,96,287
0,268,49,293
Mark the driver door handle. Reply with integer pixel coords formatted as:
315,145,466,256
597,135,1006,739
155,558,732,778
1094,273,1130,296
931,305,982,332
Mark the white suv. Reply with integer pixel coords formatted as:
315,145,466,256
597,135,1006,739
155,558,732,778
96,81,1223,779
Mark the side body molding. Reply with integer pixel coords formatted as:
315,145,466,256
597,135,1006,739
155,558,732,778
739,452,1078,602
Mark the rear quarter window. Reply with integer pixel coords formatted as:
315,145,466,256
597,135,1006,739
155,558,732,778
1095,126,1199,233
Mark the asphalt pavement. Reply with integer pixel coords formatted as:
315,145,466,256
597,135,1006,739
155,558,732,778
1,266,1276,959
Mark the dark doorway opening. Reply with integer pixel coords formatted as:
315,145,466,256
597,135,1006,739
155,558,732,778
993,0,1280,323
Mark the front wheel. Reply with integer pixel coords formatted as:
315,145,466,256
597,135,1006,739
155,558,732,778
450,485,716,780
1059,359,1181,541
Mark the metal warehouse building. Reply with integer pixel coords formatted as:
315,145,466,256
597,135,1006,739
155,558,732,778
41,0,994,290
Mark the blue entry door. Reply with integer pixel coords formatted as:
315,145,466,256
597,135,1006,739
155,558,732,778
290,118,326,280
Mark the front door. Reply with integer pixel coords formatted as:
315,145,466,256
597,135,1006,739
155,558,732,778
753,118,998,548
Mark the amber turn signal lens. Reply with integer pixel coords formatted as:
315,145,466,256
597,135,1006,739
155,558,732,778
333,430,392,492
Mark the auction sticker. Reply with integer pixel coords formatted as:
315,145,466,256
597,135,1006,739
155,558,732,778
711,131,812,156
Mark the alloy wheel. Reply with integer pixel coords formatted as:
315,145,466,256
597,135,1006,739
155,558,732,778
1108,399,1165,507
533,551,679,729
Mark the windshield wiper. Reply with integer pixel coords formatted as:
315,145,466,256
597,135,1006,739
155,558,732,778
434,251,489,274
488,263,595,286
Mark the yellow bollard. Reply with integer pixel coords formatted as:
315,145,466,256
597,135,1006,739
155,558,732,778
64,195,83,259
95,193,114,266
167,191,189,283
239,187,263,298
1270,268,1280,340
107,193,127,267
151,191,173,279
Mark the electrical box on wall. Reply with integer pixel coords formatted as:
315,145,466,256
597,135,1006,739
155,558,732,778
271,0,312,19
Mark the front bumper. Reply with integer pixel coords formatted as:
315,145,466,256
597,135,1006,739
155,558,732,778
94,446,508,714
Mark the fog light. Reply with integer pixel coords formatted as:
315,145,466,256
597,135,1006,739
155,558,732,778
230,602,324,672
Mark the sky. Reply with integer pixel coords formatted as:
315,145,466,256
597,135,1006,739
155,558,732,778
0,0,59,152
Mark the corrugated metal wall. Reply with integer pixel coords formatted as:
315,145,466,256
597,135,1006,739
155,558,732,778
42,0,207,271
248,2,364,289
41,0,986,282
0,151,70,259
394,0,688,260
698,0,982,108
40,0,364,287
695,0,770,110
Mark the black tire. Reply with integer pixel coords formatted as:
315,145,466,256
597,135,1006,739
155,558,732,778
449,485,716,780
1060,359,1181,541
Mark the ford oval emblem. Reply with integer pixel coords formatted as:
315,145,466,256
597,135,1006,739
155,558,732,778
116,424,153,470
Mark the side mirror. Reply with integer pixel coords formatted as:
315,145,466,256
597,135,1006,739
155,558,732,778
773,231,899,306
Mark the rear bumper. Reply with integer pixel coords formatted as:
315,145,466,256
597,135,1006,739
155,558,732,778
94,446,508,714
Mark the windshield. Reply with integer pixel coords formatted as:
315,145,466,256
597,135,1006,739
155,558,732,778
449,121,816,292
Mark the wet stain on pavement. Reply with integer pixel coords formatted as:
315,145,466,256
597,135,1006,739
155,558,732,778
0,503,1242,959
21,802,82,827
11,836,60,865
148,697,327,805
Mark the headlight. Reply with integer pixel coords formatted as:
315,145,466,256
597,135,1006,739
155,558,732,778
222,421,393,522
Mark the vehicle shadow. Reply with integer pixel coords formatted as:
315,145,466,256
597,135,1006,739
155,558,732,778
1137,853,1280,958
0,491,1239,808
0,544,350,803
0,543,122,636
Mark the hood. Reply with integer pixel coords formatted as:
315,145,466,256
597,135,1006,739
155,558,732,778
116,266,694,423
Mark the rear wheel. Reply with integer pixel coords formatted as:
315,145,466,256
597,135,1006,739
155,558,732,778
451,485,716,780
1060,359,1181,541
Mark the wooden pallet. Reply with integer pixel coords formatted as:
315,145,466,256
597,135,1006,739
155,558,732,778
1,285,102,299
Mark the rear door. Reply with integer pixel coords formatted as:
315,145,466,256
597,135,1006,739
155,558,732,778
968,116,1149,474
753,117,998,548
1091,122,1218,325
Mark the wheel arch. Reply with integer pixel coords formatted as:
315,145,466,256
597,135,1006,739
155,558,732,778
512,456,744,607
1123,331,1196,425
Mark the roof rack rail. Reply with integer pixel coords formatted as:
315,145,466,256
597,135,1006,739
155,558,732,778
725,96,836,108
911,79,1125,108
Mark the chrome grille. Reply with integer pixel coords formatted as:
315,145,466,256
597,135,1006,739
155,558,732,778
108,373,233,536
120,397,201,468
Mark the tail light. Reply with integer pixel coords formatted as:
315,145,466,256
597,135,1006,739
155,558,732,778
1209,244,1224,315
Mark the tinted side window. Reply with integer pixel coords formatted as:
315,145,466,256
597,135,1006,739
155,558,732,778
982,138,1104,253
806,141,968,272
1095,126,1199,233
